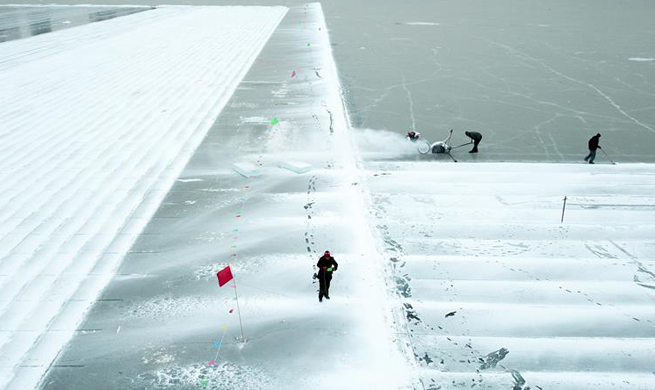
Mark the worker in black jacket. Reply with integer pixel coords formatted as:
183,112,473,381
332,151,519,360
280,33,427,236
465,131,483,153
317,250,338,302
584,133,602,164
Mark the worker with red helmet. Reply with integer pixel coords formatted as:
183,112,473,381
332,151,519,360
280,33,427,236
316,250,338,302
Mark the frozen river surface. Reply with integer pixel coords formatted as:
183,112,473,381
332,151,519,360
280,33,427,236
5,0,655,162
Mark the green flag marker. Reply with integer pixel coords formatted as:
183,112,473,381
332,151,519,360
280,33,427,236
271,117,279,125
200,379,209,387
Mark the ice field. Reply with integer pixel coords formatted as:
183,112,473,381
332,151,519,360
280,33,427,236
5,0,655,162
0,2,654,390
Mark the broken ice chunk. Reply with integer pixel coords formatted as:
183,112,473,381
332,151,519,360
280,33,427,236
233,162,261,178
479,347,509,370
279,161,312,174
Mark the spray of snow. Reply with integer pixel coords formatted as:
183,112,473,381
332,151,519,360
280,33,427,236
351,128,418,158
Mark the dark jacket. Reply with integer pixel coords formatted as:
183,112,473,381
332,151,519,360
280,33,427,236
317,255,338,273
465,131,482,141
588,135,601,151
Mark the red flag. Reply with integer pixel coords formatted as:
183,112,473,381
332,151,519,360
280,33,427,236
217,266,233,287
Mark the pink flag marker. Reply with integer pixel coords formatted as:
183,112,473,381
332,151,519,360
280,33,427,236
217,266,234,287
292,70,296,77
208,359,216,366
216,265,245,342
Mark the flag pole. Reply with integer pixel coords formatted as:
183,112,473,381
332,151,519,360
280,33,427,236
560,195,567,224
232,276,245,342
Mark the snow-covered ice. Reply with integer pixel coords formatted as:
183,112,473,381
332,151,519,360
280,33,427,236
0,5,286,390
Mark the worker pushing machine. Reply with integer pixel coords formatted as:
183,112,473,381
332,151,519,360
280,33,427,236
413,129,483,161
464,131,482,153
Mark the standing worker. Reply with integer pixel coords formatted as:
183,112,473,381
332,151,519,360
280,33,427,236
465,131,483,153
584,133,602,164
317,250,338,302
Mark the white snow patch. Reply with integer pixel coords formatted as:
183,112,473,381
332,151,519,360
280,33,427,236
142,349,176,364
176,178,204,183
123,295,219,320
272,87,291,97
628,57,655,62
138,362,271,390
199,188,241,193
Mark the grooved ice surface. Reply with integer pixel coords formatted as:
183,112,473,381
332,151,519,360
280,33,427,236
0,6,286,390
0,5,150,44
368,162,655,390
